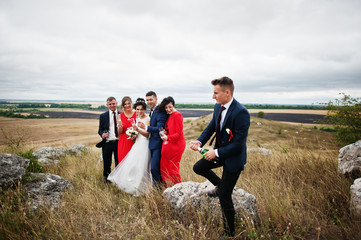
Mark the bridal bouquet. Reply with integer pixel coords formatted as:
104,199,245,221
126,127,138,143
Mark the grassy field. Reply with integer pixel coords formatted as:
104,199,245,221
0,114,360,239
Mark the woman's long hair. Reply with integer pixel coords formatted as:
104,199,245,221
158,96,175,113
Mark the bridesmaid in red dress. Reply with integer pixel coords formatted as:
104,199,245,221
159,96,186,187
117,96,136,163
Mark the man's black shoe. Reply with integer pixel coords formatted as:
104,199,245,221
207,186,219,197
218,234,235,240
103,176,111,184
217,231,235,240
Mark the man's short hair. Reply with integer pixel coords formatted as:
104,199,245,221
106,96,116,102
146,91,157,98
211,76,234,95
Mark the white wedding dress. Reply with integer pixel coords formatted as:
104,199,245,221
108,116,152,196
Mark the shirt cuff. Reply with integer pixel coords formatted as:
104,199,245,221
215,149,219,158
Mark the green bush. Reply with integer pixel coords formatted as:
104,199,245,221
18,150,43,173
320,93,361,144
257,111,265,118
319,127,337,133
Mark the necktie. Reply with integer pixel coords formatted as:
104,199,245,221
113,111,118,137
210,106,226,147
216,106,226,147
149,108,153,118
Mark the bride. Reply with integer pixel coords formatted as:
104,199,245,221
108,98,152,196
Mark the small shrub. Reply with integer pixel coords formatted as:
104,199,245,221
18,150,43,173
257,111,265,118
319,127,337,133
320,93,361,144
1,128,28,152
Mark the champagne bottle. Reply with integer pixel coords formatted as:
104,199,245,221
197,147,219,163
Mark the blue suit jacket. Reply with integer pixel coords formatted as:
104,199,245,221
98,111,110,137
147,109,167,150
197,99,250,172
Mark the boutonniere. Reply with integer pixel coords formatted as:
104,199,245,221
226,128,234,142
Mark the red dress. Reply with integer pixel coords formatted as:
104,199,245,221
160,111,186,187
117,112,136,163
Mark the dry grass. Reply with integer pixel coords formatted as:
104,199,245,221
1,115,360,239
0,117,99,149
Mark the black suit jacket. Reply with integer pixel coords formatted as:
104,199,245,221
147,109,167,150
98,111,110,137
197,99,250,172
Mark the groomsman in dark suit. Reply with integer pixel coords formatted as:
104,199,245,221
190,77,250,238
143,91,167,185
98,96,119,183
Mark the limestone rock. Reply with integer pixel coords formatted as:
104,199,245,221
32,145,89,166
0,154,29,190
36,157,60,166
24,173,72,210
68,144,89,156
338,140,361,178
163,181,259,225
32,146,68,160
248,148,272,155
350,178,361,218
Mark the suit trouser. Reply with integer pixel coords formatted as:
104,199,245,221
193,158,242,235
150,148,162,184
102,140,118,178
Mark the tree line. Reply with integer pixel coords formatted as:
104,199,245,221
96,103,328,110
0,102,91,109
0,101,330,110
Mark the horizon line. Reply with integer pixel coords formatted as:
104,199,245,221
0,99,323,106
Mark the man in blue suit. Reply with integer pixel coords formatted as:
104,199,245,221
98,96,119,183
144,91,167,185
190,77,250,238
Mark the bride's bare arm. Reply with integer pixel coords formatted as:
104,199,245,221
137,120,150,137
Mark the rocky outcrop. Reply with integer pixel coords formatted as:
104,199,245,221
338,140,361,178
32,146,68,159
68,144,90,156
32,147,68,165
24,173,72,210
350,178,361,218
32,144,89,166
1,149,74,211
163,181,259,225
0,154,29,190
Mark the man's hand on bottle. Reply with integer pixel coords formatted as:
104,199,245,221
203,149,216,161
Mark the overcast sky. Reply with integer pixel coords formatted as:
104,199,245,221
0,0,360,104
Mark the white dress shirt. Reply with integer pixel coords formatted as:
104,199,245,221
107,109,119,141
215,98,234,157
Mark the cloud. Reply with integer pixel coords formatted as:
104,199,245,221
0,0,360,104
